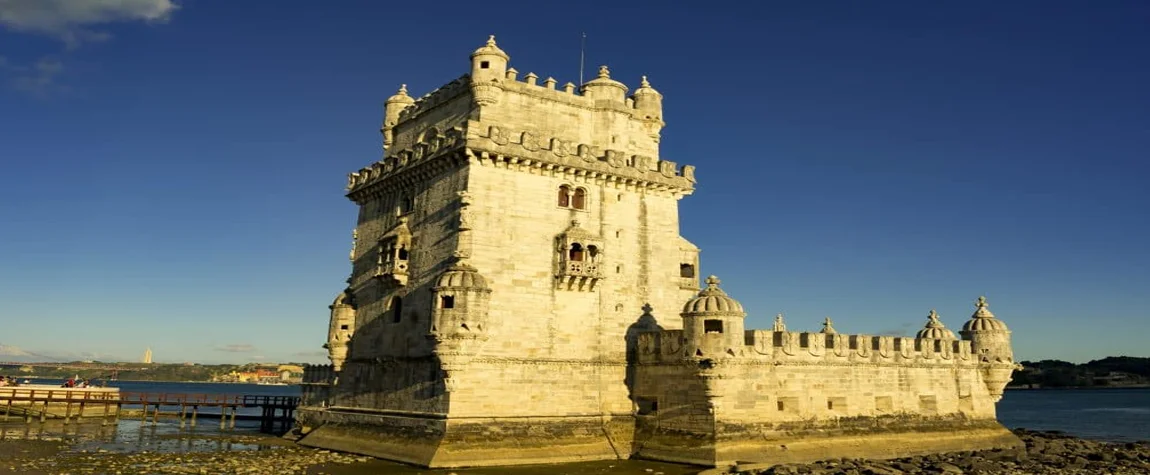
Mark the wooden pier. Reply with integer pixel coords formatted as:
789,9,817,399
0,387,299,434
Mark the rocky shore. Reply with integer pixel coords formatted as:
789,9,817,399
2,426,1148,474
721,429,1150,475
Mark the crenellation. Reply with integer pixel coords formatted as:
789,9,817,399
303,36,1021,469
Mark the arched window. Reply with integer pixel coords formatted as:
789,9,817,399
558,185,571,207
572,188,587,210
569,243,584,262
390,296,403,323
587,245,599,262
397,245,409,260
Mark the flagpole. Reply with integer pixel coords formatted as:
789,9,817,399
579,32,586,88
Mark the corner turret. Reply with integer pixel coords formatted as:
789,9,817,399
428,254,493,392
581,65,628,104
325,290,357,371
382,84,415,149
469,35,508,106
681,275,746,358
960,296,1018,401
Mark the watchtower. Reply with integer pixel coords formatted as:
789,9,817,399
306,35,701,468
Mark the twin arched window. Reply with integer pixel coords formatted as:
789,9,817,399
557,185,587,210
568,243,598,262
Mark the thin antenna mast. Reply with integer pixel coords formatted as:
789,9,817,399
579,32,586,88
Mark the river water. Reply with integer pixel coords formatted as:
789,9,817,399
2,381,1147,473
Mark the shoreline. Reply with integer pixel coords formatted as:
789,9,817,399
1,424,1148,475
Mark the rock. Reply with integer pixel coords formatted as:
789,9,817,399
933,462,963,473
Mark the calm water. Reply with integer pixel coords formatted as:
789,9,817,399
998,387,1150,442
2,381,1147,473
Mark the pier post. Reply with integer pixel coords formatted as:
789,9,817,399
3,395,11,422
179,403,186,428
218,407,226,430
191,405,198,427
78,392,88,419
229,406,237,429
102,399,111,426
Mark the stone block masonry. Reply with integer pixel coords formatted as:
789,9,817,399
296,35,1022,468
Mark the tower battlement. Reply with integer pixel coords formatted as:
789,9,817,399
349,36,692,200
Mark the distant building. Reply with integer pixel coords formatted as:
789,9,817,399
297,36,1022,469
142,347,153,364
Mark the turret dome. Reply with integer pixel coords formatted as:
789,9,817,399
682,276,745,317
434,261,490,290
470,35,509,61
916,309,957,339
331,290,355,308
633,76,661,98
962,296,1010,332
386,84,415,106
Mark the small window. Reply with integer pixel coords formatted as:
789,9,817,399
391,296,404,323
399,196,414,214
339,324,349,330
680,263,696,278
558,185,571,207
777,400,785,411
480,61,490,69
572,188,587,210
636,397,658,415
397,245,409,260
704,319,723,334
569,243,584,262
440,295,455,309
587,245,599,262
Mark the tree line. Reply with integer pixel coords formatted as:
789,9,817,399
1011,356,1150,388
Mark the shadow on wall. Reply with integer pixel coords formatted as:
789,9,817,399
624,303,665,402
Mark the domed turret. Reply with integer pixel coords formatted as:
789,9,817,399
430,258,492,338
580,65,628,103
916,309,957,340
326,290,357,371
382,84,415,148
681,275,747,358
960,296,1018,402
469,35,508,106
632,76,664,121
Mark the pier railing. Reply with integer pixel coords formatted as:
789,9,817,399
0,388,299,433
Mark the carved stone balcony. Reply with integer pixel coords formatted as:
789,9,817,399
375,259,410,286
556,260,603,291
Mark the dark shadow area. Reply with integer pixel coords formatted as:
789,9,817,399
623,303,664,403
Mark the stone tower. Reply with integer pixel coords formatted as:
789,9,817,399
302,35,699,468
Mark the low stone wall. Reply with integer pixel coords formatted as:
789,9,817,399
296,407,635,468
636,414,1022,467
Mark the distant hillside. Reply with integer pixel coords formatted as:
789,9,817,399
1011,356,1150,389
0,344,56,363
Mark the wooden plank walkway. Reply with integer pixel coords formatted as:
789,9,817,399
0,388,299,433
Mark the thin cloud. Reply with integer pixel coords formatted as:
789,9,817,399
293,350,328,358
8,56,67,96
214,344,257,353
0,0,179,48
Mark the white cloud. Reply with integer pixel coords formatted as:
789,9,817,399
0,0,179,48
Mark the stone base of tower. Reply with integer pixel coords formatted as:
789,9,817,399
634,415,1023,467
296,408,634,468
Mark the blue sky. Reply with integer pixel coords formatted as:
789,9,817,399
1,1,1147,364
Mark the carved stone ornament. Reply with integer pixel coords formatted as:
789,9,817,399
489,126,509,145
578,144,599,163
659,160,677,178
605,150,624,168
550,138,572,157
520,131,540,152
